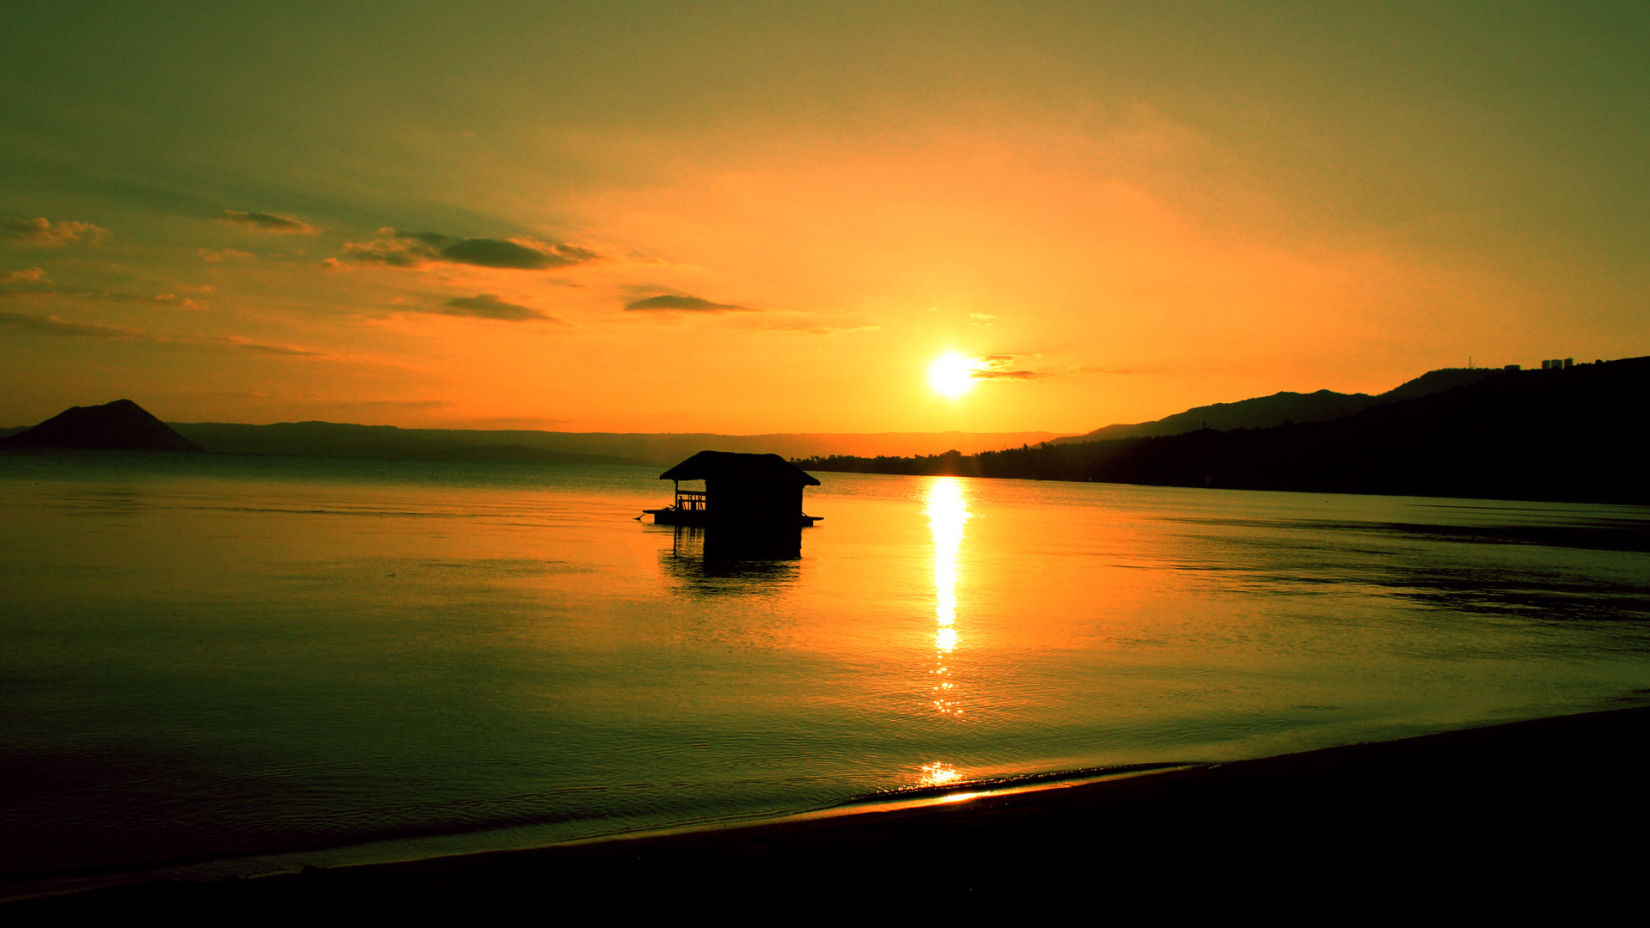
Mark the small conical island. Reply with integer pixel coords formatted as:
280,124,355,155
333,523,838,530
0,399,204,453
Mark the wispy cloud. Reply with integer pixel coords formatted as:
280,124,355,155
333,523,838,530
624,292,753,312
180,392,451,412
972,354,1049,380
433,293,562,323
0,267,91,300
147,292,206,310
339,228,597,270
2,270,206,308
1,217,110,247
0,309,324,356
754,315,880,335
0,268,91,299
0,310,132,337
342,399,452,411
210,335,324,356
0,267,49,291
199,248,255,263
218,210,319,235
442,238,593,269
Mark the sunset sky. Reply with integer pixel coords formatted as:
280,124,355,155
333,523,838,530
3,2,1645,435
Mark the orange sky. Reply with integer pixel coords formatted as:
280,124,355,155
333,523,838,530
3,4,1646,435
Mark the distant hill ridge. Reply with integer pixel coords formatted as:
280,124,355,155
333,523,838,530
800,356,1650,504
1057,367,1501,443
0,409,1060,465
0,399,203,452
164,422,1062,466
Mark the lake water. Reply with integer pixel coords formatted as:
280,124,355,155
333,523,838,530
4,451,1650,884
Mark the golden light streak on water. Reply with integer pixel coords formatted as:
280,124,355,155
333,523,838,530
934,626,959,652
918,762,961,788
925,477,970,717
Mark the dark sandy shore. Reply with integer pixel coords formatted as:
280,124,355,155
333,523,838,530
10,706,1650,917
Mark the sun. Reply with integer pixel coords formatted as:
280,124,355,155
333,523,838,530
927,351,981,400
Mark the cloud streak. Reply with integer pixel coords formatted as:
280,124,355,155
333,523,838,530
0,309,133,338
624,292,753,312
435,293,562,322
340,228,597,270
0,309,324,356
972,355,1049,380
200,248,255,263
1,217,110,247
218,210,319,235
147,293,206,310
0,267,49,291
2,270,206,307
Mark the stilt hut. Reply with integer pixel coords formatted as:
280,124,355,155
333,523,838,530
644,451,821,529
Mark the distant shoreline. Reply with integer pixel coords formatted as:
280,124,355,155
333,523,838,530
0,419,1063,468
8,443,1650,512
12,704,1650,914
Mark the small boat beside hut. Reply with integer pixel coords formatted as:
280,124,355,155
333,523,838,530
644,451,822,529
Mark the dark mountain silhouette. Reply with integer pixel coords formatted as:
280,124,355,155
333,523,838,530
800,357,1650,504
0,399,204,452
1055,367,1501,442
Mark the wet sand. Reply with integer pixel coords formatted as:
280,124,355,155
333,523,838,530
10,706,1650,917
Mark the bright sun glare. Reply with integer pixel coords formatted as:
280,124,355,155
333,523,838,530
927,352,981,400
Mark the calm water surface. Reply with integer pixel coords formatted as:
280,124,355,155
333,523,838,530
3,452,1649,880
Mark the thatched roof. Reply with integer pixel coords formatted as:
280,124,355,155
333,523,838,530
660,450,820,486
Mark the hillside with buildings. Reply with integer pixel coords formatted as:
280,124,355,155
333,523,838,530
1053,367,1510,443
799,356,1650,504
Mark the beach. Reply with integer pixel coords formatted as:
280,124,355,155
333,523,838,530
11,705,1649,916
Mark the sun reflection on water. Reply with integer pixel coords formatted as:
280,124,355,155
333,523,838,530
925,477,970,717
919,762,961,788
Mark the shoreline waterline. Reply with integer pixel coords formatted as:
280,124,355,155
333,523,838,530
0,760,1206,904
11,704,1650,911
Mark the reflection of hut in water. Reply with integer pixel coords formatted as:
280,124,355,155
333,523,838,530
644,451,821,560
659,526,802,591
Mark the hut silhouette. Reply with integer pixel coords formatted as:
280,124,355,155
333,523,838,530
645,451,821,559
646,451,821,529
